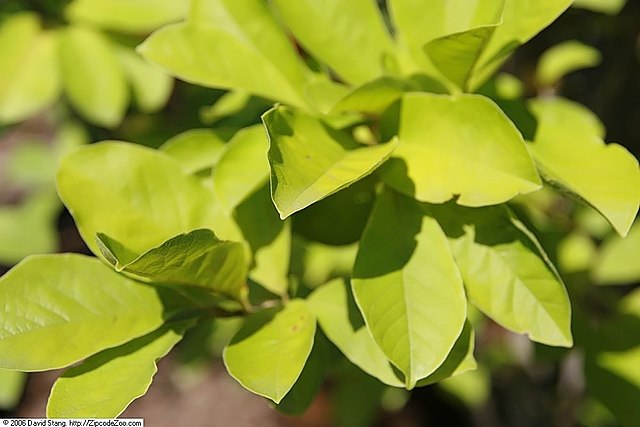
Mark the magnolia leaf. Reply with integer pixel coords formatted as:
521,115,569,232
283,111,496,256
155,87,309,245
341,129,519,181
592,223,640,285
330,77,412,115
572,0,627,15
382,93,541,206
138,22,306,108
424,25,498,92
65,0,189,33
272,0,394,85
59,26,128,127
352,190,467,388
428,203,573,347
235,185,291,296
223,300,316,403
300,242,358,288
263,106,397,219
528,98,640,237
303,77,350,115
116,47,173,113
0,369,26,410
212,125,270,214
308,278,403,387
97,229,248,301
0,254,166,371
0,29,60,124
536,40,602,87
200,91,251,124
47,322,191,418
57,142,219,257
160,129,226,175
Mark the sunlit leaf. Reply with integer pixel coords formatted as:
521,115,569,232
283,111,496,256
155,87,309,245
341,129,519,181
160,129,226,175
223,300,316,403
352,190,467,388
47,322,191,418
382,93,541,206
272,0,394,85
572,0,627,15
200,90,251,124
0,254,166,371
65,0,189,33
592,223,640,285
57,142,219,257
330,77,412,115
528,97,640,236
428,203,573,347
116,47,173,113
59,26,128,127
263,106,397,219
536,40,602,87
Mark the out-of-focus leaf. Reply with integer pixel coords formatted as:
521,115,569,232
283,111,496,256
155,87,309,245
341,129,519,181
272,0,394,85
308,278,403,387
0,369,26,410
300,242,358,288
330,77,412,115
572,0,627,15
223,300,316,403
57,142,219,257
439,367,491,408
97,229,248,301
557,233,597,274
212,125,270,214
536,40,602,87
592,223,640,285
66,0,189,33
352,191,467,388
428,203,573,347
528,98,640,237
0,254,166,371
494,73,524,100
382,93,541,206
331,361,387,427
263,106,397,219
160,129,225,175
200,91,251,124
47,322,191,418
59,26,128,127
116,47,173,113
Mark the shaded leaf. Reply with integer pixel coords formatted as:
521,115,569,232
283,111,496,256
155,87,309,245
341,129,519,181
381,93,541,206
263,106,397,219
572,0,627,15
97,229,248,301
0,369,26,410
160,129,226,175
352,190,467,388
428,203,573,347
330,77,412,115
59,26,128,127
528,98,640,236
272,0,394,85
47,322,191,418
223,300,316,403
0,254,166,371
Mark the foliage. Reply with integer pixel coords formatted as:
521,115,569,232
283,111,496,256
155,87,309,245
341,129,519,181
0,0,638,425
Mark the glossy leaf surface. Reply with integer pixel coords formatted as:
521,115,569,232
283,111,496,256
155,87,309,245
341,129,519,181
352,191,467,388
47,322,190,418
0,254,165,371
263,106,397,219
223,300,316,403
382,93,541,206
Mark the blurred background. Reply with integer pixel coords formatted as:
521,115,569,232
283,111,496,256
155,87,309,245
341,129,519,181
0,1,639,426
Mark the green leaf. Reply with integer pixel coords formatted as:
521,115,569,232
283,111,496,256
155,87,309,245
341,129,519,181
557,232,597,274
352,190,467,388
263,106,398,219
428,203,573,347
299,242,358,288
0,369,26,410
47,322,191,418
212,125,270,214
65,0,189,33
59,26,128,127
307,278,403,387
592,223,640,285
0,29,60,124
272,0,394,85
573,0,627,15
528,98,640,237
0,254,166,371
97,229,248,301
138,21,307,108
116,47,173,113
0,190,60,265
330,77,413,115
381,93,541,206
235,185,291,296
200,90,251,124
223,300,316,403
57,142,220,258
536,40,602,87
160,129,226,175
424,24,498,92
